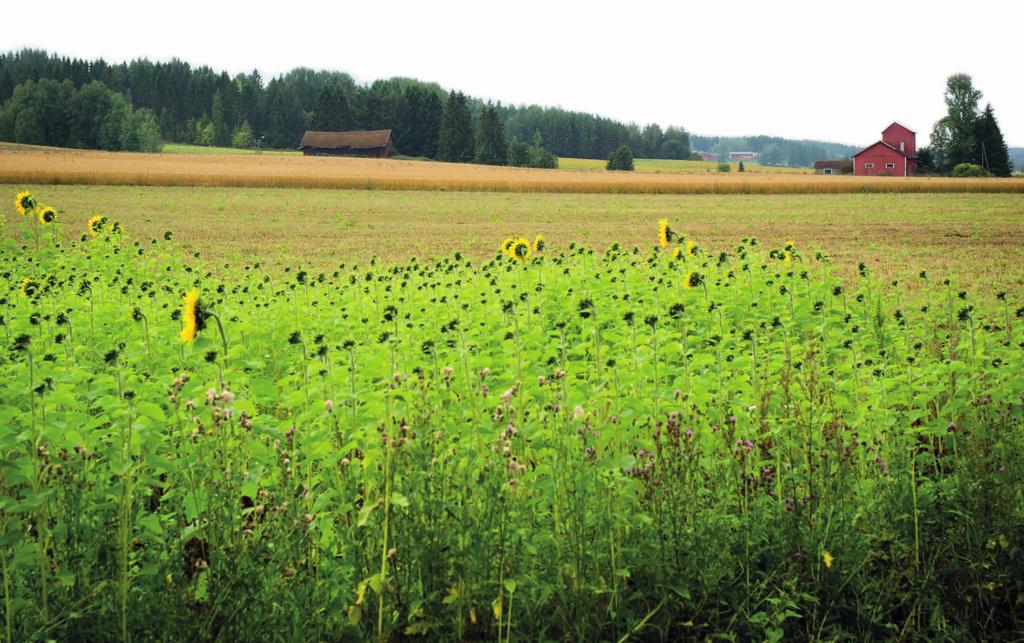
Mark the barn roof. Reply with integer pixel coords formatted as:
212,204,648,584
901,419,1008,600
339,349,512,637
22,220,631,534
851,140,912,159
883,121,916,134
814,160,849,169
299,130,392,150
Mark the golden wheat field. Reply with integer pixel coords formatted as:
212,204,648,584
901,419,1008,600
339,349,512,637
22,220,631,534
2,143,1022,194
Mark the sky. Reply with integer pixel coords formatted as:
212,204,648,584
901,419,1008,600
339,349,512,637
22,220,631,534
8,0,1023,146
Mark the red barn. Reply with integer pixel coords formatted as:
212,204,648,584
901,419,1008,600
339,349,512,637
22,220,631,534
852,122,918,176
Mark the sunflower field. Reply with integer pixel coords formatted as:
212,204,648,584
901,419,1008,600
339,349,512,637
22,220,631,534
1,192,1023,641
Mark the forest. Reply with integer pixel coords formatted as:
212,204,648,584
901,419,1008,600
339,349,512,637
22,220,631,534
2,49,856,166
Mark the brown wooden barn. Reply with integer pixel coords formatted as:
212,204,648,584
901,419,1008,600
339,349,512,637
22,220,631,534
813,160,853,175
298,130,394,158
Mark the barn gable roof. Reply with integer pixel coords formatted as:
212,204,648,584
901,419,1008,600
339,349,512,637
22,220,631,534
851,140,911,159
299,130,393,150
882,121,916,135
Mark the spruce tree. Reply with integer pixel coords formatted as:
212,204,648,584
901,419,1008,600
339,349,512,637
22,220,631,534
973,104,1012,177
313,84,350,131
437,91,473,162
475,104,507,165
212,91,229,146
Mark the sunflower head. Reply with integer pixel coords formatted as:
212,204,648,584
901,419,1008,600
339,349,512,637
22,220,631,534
658,219,673,248
672,246,682,260
88,215,108,236
532,235,546,253
511,237,531,263
111,221,123,234
37,206,57,225
501,237,515,257
15,191,37,215
179,288,208,343
686,239,699,257
21,277,39,298
785,240,795,252
783,251,793,264
683,271,704,289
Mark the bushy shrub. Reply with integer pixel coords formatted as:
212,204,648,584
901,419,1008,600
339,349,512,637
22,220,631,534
951,162,989,177
607,145,634,171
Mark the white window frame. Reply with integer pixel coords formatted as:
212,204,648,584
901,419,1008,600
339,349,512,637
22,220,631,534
864,163,874,169
885,162,895,169
823,168,833,175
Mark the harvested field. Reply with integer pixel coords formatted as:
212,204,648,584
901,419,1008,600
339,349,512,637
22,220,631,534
2,143,1022,194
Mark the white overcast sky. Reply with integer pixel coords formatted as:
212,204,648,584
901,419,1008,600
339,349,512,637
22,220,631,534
8,0,1023,146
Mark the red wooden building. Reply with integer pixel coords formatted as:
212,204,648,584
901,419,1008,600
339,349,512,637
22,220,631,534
851,122,918,176
298,130,394,158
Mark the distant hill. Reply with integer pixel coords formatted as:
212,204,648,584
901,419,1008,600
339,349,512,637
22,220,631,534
691,135,860,168
1009,147,1024,173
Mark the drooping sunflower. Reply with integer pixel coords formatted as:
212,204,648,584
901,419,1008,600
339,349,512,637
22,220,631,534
686,239,699,257
532,235,546,253
658,219,674,248
672,246,682,260
37,206,58,225
501,237,515,257
510,237,532,263
21,277,39,298
179,288,208,343
15,191,37,215
683,271,703,289
88,215,108,236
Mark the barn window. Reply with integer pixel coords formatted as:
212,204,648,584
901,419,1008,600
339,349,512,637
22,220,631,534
823,168,833,175
885,163,895,169
864,163,874,169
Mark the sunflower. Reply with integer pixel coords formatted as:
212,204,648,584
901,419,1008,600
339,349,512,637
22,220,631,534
111,221,123,234
686,239,699,257
672,246,682,260
88,215,108,236
510,237,532,263
501,237,515,257
15,191,37,215
532,235,546,253
683,271,703,289
21,277,39,298
179,288,208,343
658,219,674,248
783,251,793,265
785,240,795,252
37,206,57,225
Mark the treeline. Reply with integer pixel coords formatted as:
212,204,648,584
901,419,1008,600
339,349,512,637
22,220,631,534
921,74,1013,177
691,135,859,168
0,49,692,163
0,79,161,152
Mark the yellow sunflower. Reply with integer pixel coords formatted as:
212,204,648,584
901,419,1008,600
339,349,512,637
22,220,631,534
88,215,108,236
15,191,36,215
784,251,793,265
37,206,57,225
510,237,531,263
21,277,39,298
658,219,672,248
672,246,682,260
179,288,207,343
683,271,703,289
686,239,699,257
501,237,515,257
532,235,546,253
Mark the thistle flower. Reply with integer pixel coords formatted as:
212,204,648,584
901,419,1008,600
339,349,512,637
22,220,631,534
88,215,108,236
37,206,57,225
179,288,208,343
15,191,37,215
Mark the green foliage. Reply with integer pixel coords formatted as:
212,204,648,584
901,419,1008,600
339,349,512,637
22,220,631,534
606,145,634,171
474,103,507,165
951,162,989,177
312,83,351,131
738,160,745,172
437,91,474,163
231,120,254,149
0,196,1023,640
929,75,1012,176
973,104,1012,177
717,161,731,172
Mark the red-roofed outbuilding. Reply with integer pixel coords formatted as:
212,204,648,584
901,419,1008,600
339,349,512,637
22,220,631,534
852,122,918,176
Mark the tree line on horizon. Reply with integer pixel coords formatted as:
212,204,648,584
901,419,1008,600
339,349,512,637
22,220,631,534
0,48,873,168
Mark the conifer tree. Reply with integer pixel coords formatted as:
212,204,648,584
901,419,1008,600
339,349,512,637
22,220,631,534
437,91,473,162
474,103,507,165
972,104,1012,177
